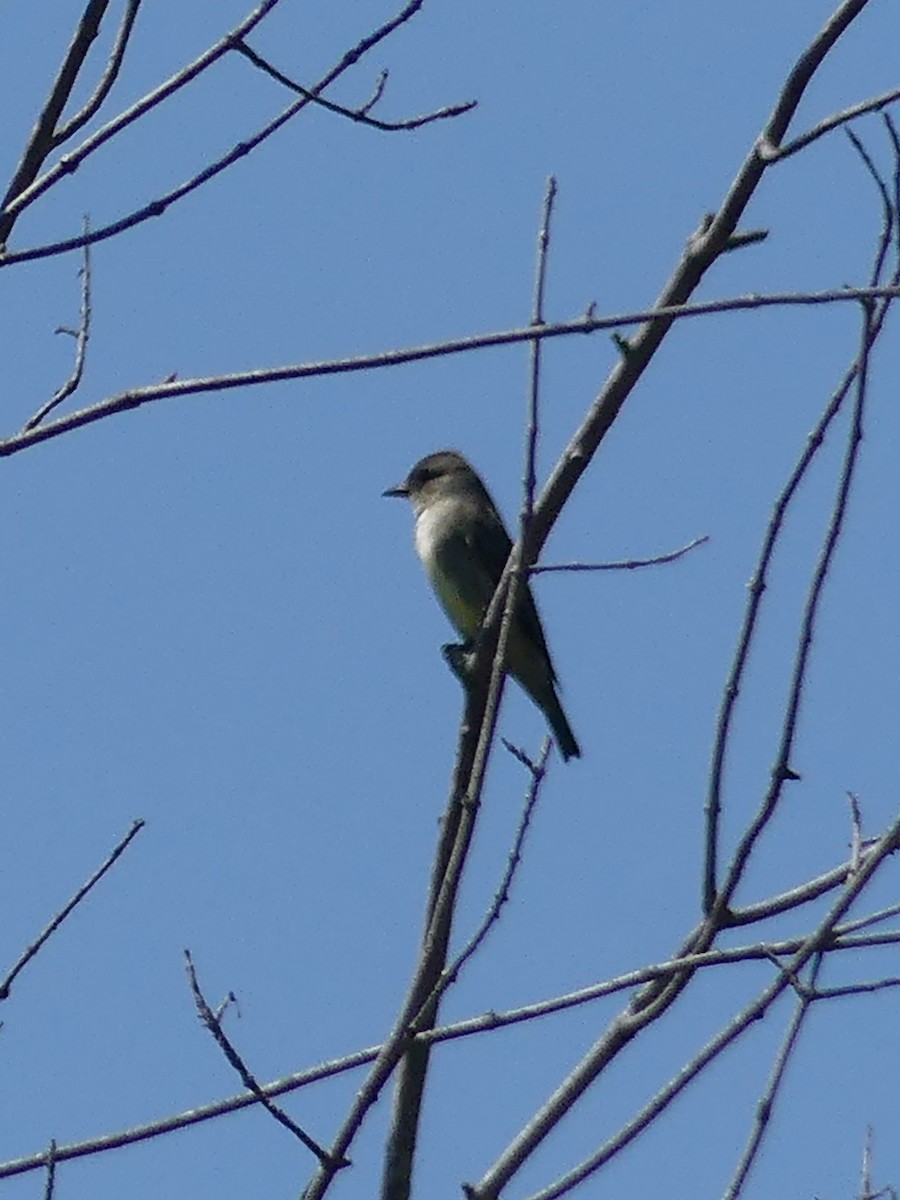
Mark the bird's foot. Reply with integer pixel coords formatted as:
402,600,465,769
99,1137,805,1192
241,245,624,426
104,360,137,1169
441,640,477,687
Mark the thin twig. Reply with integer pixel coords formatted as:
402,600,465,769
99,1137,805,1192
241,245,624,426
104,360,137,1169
0,0,285,237
55,0,144,144
184,952,341,1169
704,366,852,913
886,113,900,260
761,84,900,162
504,812,900,1200
0,820,144,1001
533,535,708,573
858,1125,899,1200
837,901,900,935
845,126,895,287
813,977,900,1000
524,176,557,527
423,739,550,1005
5,281,900,457
513,0,877,634
4,916,900,1181
24,217,93,431
848,791,864,875
0,1,467,264
704,117,900,915
232,38,475,130
723,953,824,1199
710,121,897,927
0,0,113,246
727,844,880,925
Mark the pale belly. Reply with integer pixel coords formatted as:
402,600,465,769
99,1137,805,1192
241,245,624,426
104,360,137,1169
414,502,483,640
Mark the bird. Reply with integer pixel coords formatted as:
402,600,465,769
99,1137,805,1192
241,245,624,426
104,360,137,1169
383,450,581,761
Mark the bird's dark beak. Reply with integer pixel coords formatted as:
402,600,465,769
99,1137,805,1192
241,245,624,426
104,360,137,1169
382,482,409,498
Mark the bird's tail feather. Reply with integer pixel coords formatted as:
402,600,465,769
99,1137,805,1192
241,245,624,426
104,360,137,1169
543,690,581,762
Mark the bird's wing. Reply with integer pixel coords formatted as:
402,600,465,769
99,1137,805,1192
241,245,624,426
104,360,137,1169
465,512,556,681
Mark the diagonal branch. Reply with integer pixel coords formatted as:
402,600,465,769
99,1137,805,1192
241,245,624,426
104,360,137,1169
184,952,341,1170
55,0,144,144
0,0,113,245
232,38,475,130
0,1,467,269
485,813,900,1200
4,906,900,1182
524,0,874,568
704,114,900,914
0,0,285,241
709,132,897,926
762,84,900,162
723,953,824,1200
0,819,144,1001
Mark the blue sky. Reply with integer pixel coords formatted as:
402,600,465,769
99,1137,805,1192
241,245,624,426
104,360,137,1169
1,2,900,1198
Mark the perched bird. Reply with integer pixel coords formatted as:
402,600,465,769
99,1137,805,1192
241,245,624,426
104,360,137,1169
383,450,581,761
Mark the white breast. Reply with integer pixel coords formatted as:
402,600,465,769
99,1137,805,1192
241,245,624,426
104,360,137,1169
414,497,458,568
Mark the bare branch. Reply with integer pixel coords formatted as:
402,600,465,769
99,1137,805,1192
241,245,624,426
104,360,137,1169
0,0,285,239
505,153,897,1188
420,926,900,1047
232,38,475,130
55,0,144,144
812,977,900,1000
3,276,899,462
41,1140,57,1200
379,176,562,1200
886,113,900,260
728,844,881,925
707,315,878,939
23,218,93,431
0,1041,379,1181
723,227,769,251
837,901,900,935
703,365,850,913
0,1,460,266
523,175,557,527
0,820,144,1001
845,125,895,287
533,535,709,573
465,112,899,1178
704,119,900,916
762,84,900,162
517,0,878,605
429,739,550,1000
308,543,527,1198
492,813,900,1200
848,792,864,875
4,913,900,1182
0,0,113,245
184,951,341,1170
724,954,823,1200
381,737,551,1200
